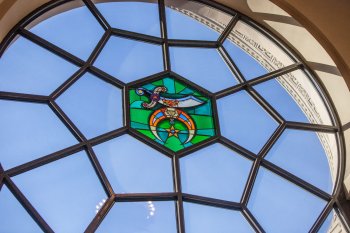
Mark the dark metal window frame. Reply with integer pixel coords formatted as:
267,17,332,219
0,0,348,232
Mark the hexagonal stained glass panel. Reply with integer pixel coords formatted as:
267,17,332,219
129,76,216,152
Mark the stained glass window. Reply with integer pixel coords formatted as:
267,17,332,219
0,0,348,232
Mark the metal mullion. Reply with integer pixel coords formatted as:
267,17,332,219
172,155,186,233
248,87,285,124
111,28,163,45
261,159,331,201
219,136,256,161
214,63,302,99
85,196,115,233
0,91,50,104
168,39,217,48
88,126,128,146
82,0,111,31
115,192,177,202
217,14,239,45
88,66,125,88
182,193,241,210
49,100,87,142
19,28,84,67
6,142,85,177
86,30,111,65
285,121,338,133
309,200,334,233
85,145,114,196
158,0,171,71
5,176,54,233
177,136,218,158
50,66,87,100
259,123,285,158
212,96,221,136
218,46,245,83
240,158,260,205
242,207,265,233
334,202,350,232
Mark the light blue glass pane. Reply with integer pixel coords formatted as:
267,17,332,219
96,2,160,37
217,91,278,153
97,201,177,233
223,40,268,80
94,36,163,83
0,185,43,233
180,143,252,201
248,168,327,233
0,100,78,169
13,151,107,233
30,6,104,60
166,7,219,40
56,73,123,139
184,202,254,233
0,37,77,95
266,129,333,193
93,135,173,193
170,47,237,92
254,78,309,123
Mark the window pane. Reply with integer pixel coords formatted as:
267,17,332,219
0,185,43,233
254,70,333,125
29,4,104,60
12,151,107,233
0,100,78,169
248,168,327,233
93,135,173,193
227,20,294,71
184,202,254,233
94,36,163,83
318,209,348,233
217,91,278,154
180,143,252,201
165,0,231,40
97,201,177,233
0,37,77,95
170,47,237,92
266,129,334,193
96,1,160,37
56,72,123,139
223,40,268,80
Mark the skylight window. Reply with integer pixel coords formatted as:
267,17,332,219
0,0,347,232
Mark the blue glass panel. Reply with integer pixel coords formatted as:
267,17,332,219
0,100,78,169
266,129,333,193
13,151,107,233
0,37,77,95
170,47,237,92
0,185,43,233
30,6,104,60
93,135,173,193
318,210,346,233
254,78,309,123
184,202,254,233
96,2,160,37
248,168,327,233
180,143,252,201
217,91,278,153
94,36,163,83
223,40,268,80
97,201,177,233
56,73,123,139
165,0,228,40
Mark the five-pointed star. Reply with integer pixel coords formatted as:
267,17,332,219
166,126,179,137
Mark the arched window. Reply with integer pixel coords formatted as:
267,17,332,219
0,0,348,232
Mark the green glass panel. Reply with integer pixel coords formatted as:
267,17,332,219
129,76,216,152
